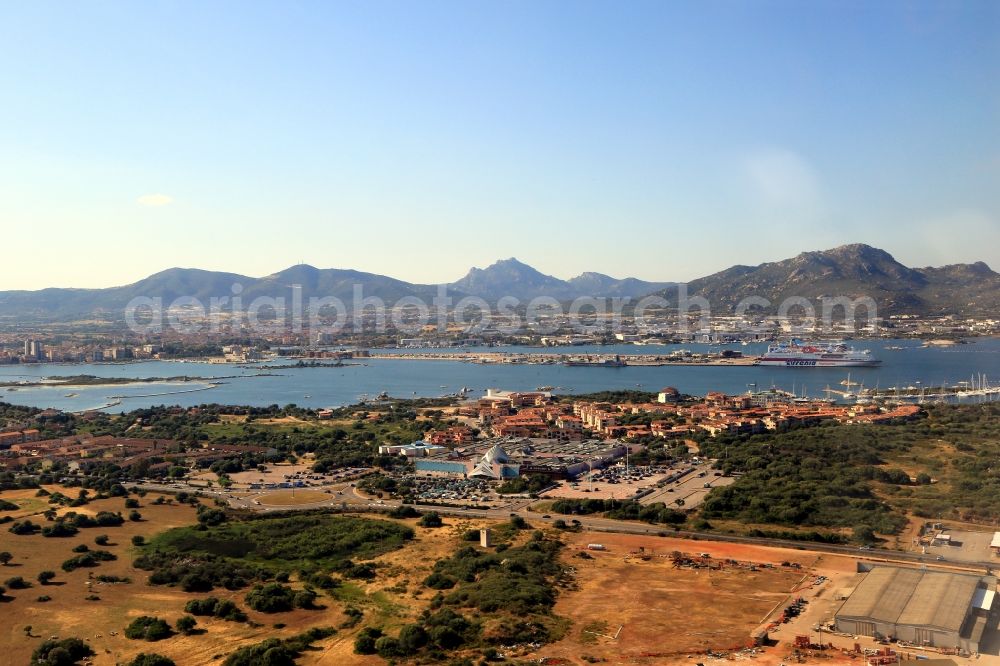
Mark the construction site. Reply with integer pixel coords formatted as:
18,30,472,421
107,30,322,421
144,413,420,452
536,531,1000,666
541,532,810,663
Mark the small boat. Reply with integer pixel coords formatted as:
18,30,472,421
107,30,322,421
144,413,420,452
65,392,79,398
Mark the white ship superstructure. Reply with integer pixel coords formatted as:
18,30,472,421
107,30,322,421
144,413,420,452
756,341,881,367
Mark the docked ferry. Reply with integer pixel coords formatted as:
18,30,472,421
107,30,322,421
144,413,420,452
755,341,881,367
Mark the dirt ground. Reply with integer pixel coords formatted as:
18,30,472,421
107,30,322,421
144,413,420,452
536,532,822,665
0,486,475,665
8,485,960,666
194,462,316,487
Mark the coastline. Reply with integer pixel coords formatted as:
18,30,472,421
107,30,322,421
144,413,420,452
368,352,760,366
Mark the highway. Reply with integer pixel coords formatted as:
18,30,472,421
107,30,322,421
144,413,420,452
130,481,998,572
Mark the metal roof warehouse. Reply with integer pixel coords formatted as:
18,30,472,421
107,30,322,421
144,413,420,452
835,566,996,654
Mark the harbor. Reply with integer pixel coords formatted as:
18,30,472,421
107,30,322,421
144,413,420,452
369,350,759,366
2,338,1000,412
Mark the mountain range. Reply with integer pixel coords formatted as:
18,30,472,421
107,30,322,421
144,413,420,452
0,245,996,322
652,244,1000,317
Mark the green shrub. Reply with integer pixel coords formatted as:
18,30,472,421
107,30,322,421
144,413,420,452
222,628,335,666
175,615,197,635
42,521,79,538
244,583,315,613
354,627,382,654
124,616,172,641
418,512,444,528
9,519,40,535
30,637,94,665
127,653,175,666
388,505,420,519
5,576,31,589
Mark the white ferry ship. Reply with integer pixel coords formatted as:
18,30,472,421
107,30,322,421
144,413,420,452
756,340,881,367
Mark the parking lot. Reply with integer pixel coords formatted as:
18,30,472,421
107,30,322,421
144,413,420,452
540,463,669,501
916,528,999,564
537,459,734,508
410,476,500,505
637,460,736,509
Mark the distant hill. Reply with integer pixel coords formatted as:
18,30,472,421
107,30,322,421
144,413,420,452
0,245,994,322
650,244,1000,316
449,258,571,301
448,258,672,301
566,272,675,299
0,259,671,322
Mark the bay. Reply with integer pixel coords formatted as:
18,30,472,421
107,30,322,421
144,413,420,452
2,338,1000,412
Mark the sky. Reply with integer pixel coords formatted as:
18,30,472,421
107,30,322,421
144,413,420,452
0,0,998,290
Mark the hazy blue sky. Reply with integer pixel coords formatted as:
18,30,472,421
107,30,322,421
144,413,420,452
1,1,997,290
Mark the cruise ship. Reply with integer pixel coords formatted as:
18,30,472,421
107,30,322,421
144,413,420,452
755,341,881,367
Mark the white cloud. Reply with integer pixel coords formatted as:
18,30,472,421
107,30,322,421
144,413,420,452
137,193,173,207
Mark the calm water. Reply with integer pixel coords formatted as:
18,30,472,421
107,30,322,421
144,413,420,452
2,338,1000,413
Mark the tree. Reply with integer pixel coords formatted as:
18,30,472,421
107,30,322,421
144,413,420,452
175,615,197,635
374,636,402,658
9,519,39,535
30,637,94,666
0,551,11,566
916,472,932,485
418,512,443,528
37,571,56,585
291,589,317,609
128,510,142,522
124,616,173,641
245,583,296,613
95,534,110,546
354,627,383,654
5,576,31,589
42,521,79,537
398,624,428,653
132,535,145,546
197,508,227,527
125,498,140,509
128,655,175,666
853,524,877,544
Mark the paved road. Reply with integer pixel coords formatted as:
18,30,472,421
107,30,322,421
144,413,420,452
131,481,998,572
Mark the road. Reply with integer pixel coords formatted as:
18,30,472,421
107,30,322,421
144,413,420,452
130,481,999,571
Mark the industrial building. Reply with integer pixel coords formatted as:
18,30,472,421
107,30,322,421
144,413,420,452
412,437,628,481
835,566,996,654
